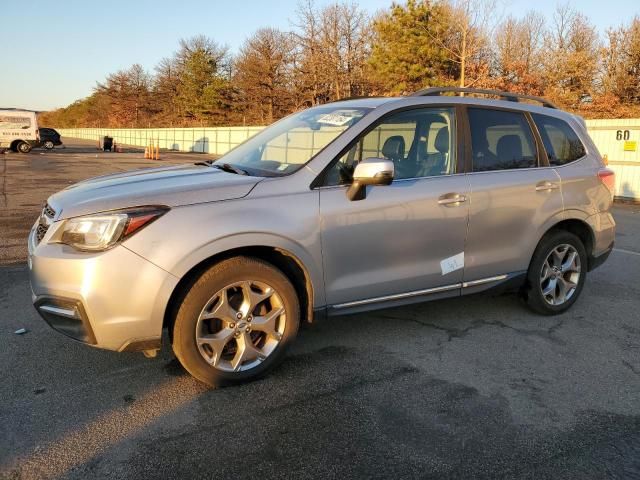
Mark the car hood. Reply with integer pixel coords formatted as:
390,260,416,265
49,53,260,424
48,163,262,219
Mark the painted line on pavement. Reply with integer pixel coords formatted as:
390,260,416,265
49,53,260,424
614,248,640,256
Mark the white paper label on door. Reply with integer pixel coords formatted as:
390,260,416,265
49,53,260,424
440,252,464,276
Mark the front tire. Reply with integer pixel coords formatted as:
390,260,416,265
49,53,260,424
172,257,300,387
17,141,32,153
524,230,587,315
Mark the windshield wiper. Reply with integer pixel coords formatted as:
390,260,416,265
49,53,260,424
211,163,249,175
194,159,215,166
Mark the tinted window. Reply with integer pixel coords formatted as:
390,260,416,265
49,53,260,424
468,108,537,172
532,114,586,166
323,107,456,186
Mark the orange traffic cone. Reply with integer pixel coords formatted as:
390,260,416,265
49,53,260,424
154,143,160,160
144,146,149,159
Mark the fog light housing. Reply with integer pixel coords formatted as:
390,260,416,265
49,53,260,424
34,297,96,344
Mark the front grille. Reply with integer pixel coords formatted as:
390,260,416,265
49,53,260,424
35,203,56,245
36,224,48,243
43,203,55,218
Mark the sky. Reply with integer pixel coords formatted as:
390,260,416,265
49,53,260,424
0,0,636,111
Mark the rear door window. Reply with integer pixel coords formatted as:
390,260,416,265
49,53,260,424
468,108,537,172
531,114,586,166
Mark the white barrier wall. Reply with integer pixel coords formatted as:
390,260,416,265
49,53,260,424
585,119,640,200
58,118,640,200
56,127,265,156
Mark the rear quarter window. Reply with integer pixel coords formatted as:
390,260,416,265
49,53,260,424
532,114,586,166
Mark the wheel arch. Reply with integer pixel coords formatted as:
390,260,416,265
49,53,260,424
163,245,316,341
10,139,24,150
538,217,597,270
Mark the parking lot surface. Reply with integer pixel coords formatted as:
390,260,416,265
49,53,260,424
1,141,639,479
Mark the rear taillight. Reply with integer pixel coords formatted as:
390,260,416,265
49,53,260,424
598,168,615,198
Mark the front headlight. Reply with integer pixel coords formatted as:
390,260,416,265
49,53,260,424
58,206,169,252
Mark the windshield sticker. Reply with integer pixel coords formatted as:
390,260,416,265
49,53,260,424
317,110,360,126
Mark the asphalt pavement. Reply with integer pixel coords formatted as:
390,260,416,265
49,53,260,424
0,142,639,479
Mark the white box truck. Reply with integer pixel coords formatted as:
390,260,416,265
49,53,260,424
0,109,39,153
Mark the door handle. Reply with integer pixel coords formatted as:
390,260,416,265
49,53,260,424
535,181,560,192
438,193,467,206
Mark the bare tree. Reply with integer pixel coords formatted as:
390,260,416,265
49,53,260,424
491,11,546,93
495,11,545,76
602,16,640,104
293,0,325,105
293,0,371,104
234,28,295,124
542,3,599,105
424,0,497,88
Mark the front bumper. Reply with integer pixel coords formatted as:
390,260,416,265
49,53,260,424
28,223,179,351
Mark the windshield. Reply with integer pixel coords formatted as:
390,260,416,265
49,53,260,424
214,105,372,177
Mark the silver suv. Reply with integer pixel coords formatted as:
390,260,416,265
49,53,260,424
28,88,616,386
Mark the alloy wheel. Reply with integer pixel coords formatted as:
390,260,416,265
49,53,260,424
195,280,286,372
540,244,581,306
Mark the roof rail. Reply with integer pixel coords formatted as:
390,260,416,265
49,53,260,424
409,87,558,109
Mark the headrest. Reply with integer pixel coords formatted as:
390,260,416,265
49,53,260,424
382,136,405,160
434,127,449,153
496,135,523,160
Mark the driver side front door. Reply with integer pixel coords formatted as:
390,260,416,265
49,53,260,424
318,107,470,310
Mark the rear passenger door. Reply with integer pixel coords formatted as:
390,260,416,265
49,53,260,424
463,107,564,284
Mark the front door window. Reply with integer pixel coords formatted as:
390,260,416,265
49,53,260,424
323,107,456,186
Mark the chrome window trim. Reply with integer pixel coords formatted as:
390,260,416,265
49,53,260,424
465,155,590,175
314,172,466,190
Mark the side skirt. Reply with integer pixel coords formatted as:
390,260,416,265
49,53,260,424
326,272,527,316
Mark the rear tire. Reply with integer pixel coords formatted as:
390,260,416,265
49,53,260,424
17,141,32,153
524,230,587,315
172,257,300,387
43,140,54,150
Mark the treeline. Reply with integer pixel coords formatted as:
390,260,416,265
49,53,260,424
41,0,640,128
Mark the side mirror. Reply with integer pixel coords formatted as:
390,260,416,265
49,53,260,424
347,157,395,201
